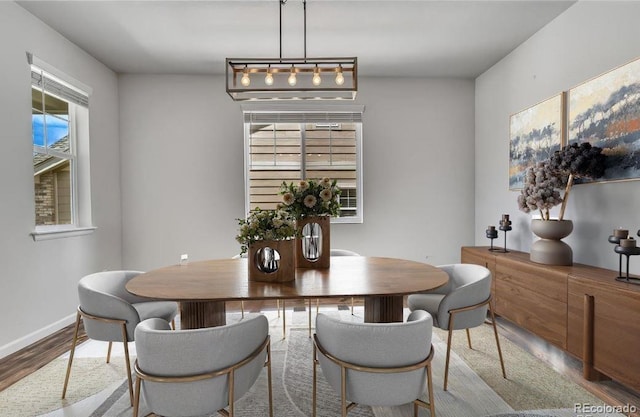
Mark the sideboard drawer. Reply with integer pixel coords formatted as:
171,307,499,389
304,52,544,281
495,257,568,348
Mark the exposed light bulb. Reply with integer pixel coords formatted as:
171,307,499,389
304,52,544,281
241,69,250,87
335,67,345,86
288,68,297,86
265,70,274,86
312,67,322,86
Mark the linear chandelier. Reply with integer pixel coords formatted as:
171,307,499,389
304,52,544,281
226,0,357,101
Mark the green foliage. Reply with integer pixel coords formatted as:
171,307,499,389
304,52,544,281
236,208,297,255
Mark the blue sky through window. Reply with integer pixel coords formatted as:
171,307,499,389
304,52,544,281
32,114,68,147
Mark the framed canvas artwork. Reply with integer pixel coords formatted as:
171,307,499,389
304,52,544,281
509,93,564,190
568,56,640,182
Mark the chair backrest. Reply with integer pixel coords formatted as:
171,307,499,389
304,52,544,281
315,310,432,407
436,263,492,330
330,249,360,256
78,270,146,341
135,314,269,416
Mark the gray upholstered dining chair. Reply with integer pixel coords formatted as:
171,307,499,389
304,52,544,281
407,263,506,390
62,270,178,405
313,310,435,417
305,249,361,337
133,314,273,417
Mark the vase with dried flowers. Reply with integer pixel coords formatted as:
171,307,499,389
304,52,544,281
517,142,607,265
236,208,297,282
279,178,341,268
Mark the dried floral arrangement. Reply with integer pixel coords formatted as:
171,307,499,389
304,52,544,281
518,142,606,220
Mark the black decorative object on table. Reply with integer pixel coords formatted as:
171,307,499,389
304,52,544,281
608,228,628,279
614,237,640,285
494,214,512,253
486,226,499,251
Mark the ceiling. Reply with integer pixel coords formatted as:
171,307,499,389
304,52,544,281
18,0,575,78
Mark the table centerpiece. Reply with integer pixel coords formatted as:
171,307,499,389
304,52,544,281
279,178,341,268
236,208,297,282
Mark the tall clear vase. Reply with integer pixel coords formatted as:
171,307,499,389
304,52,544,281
302,222,322,262
296,215,330,268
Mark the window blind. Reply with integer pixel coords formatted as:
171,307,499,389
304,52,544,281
244,111,363,124
31,70,89,108
27,52,90,108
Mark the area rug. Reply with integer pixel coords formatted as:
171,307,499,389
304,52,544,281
71,326,512,417
432,324,602,411
0,309,625,417
0,356,127,416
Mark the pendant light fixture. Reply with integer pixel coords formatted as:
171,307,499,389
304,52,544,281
226,0,357,101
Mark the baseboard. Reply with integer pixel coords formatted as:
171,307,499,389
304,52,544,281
0,313,76,359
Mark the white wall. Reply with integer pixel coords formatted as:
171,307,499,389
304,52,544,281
475,1,640,273
0,2,122,356
119,75,475,270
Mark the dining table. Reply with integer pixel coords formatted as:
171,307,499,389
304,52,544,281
126,256,449,329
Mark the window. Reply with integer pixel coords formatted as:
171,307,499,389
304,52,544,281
243,107,364,223
29,53,94,240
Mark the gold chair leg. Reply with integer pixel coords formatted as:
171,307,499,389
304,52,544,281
62,311,81,399
106,341,112,363
444,328,454,391
413,401,418,417
466,328,472,349
266,342,273,417
341,365,347,417
226,368,235,417
277,299,280,318
316,298,319,314
121,324,134,406
282,300,286,339
427,362,436,417
312,345,318,417
444,312,457,391
490,301,507,379
308,299,312,338
241,300,245,319
351,297,354,315
133,374,142,417
171,318,176,330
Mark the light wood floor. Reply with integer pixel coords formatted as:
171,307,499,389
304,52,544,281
1,297,639,413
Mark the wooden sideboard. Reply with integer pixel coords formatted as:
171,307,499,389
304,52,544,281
461,246,640,393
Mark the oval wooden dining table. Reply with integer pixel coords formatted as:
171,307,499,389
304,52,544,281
126,256,448,329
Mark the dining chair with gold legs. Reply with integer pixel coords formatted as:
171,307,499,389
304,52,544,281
313,310,435,417
133,314,273,417
62,270,178,405
407,263,506,391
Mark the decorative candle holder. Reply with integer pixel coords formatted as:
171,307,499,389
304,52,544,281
486,225,499,251
495,214,512,253
614,239,640,285
608,233,624,279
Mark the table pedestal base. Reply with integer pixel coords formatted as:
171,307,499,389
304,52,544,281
180,301,226,329
364,295,404,323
